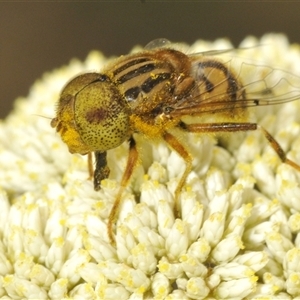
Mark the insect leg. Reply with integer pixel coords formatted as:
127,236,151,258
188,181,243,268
108,137,138,244
180,121,300,172
179,121,257,133
93,151,110,191
258,125,300,172
163,131,192,218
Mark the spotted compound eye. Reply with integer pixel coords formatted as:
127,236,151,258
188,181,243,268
74,73,131,152
54,72,130,154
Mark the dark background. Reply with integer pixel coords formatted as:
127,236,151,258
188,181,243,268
1,2,300,119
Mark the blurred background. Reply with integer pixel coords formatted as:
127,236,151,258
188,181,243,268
1,2,300,119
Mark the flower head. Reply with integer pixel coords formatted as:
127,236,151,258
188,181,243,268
1,34,300,299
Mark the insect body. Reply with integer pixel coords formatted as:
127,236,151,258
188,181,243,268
51,41,300,243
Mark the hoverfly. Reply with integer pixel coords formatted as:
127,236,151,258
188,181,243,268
51,39,300,244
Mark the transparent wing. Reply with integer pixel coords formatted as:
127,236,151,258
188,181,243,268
188,45,264,57
144,38,172,50
169,53,300,117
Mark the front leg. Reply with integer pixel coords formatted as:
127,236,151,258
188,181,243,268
93,151,110,191
108,137,139,244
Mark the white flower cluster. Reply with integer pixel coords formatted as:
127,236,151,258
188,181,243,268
1,34,300,299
